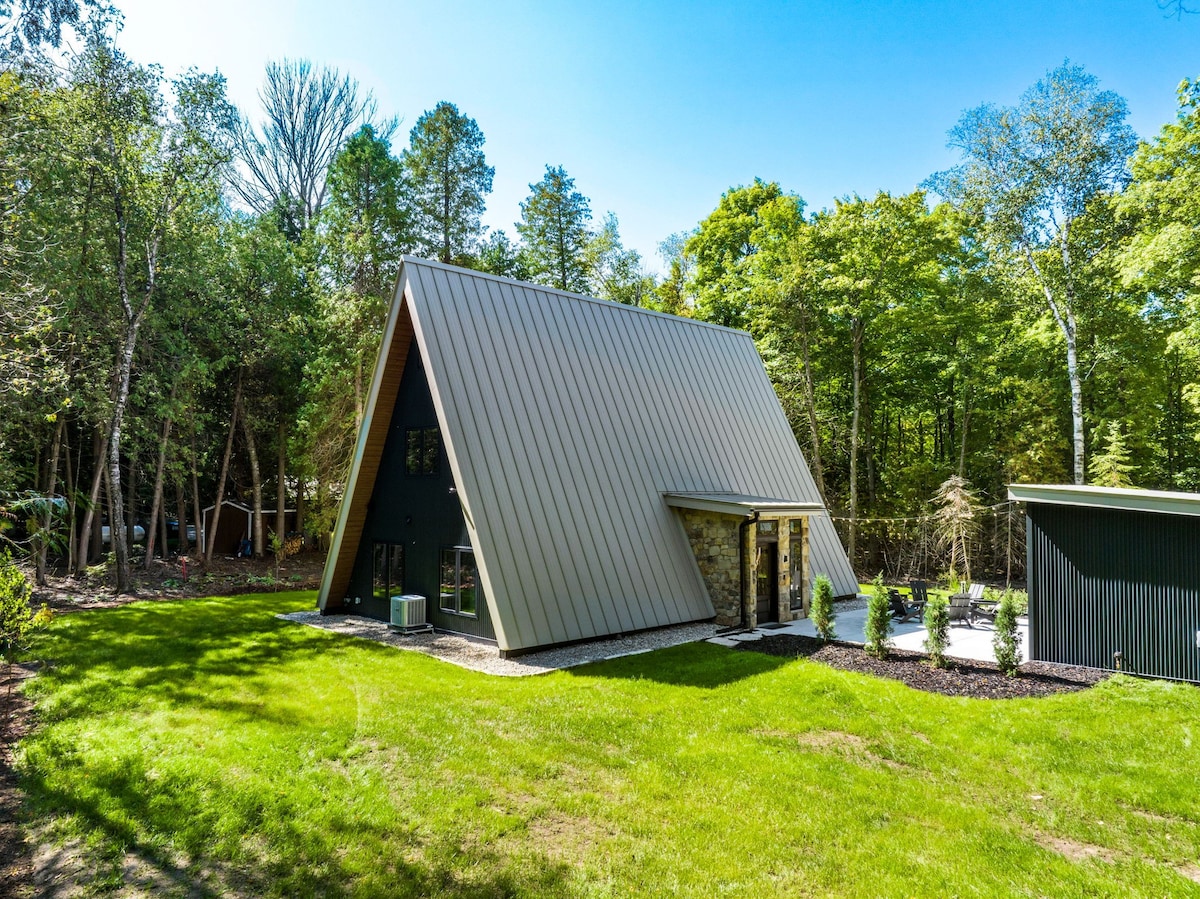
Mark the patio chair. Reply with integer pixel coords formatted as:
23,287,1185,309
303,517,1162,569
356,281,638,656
967,584,998,625
948,592,973,628
889,588,923,623
909,580,929,605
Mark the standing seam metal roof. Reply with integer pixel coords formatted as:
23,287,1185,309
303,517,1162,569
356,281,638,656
322,257,859,651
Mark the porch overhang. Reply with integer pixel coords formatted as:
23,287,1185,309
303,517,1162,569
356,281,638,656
663,492,825,517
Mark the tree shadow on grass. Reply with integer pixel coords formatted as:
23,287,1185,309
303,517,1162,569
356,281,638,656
26,594,347,723
19,595,581,897
22,760,580,897
567,640,789,688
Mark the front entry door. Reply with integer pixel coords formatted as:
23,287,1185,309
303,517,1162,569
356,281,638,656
756,542,779,624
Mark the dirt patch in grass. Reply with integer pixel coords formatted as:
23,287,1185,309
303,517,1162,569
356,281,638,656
1176,864,1200,884
736,634,1108,699
1036,834,1117,864
0,662,36,899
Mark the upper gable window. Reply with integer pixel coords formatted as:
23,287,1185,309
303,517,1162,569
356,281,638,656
405,427,440,476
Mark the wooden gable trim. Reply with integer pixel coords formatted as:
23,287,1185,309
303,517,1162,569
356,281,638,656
318,275,415,611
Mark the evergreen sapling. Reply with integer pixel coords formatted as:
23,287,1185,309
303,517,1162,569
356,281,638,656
923,594,950,668
811,574,836,641
993,589,1022,676
864,575,893,659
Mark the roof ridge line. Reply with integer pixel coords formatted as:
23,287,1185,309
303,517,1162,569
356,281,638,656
399,255,751,338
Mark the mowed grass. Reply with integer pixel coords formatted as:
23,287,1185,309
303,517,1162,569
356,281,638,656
15,592,1200,897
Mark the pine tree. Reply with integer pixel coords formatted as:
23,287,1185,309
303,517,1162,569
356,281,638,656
403,102,493,264
517,164,592,292
1088,421,1136,488
933,475,982,584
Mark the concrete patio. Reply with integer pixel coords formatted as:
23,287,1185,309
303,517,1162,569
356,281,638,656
708,601,1029,664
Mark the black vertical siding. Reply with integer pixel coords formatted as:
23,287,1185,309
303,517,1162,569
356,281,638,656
346,339,494,640
1027,503,1200,682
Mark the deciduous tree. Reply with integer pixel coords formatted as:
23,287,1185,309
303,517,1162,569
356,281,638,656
932,63,1137,485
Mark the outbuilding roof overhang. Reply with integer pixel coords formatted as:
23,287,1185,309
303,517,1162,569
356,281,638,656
1007,484,1200,519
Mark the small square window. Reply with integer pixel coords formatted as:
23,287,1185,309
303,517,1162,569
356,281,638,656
790,519,803,535
758,520,776,534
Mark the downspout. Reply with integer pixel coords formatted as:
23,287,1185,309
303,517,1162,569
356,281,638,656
738,510,760,629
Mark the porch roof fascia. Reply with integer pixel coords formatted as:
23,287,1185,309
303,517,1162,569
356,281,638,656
663,492,825,517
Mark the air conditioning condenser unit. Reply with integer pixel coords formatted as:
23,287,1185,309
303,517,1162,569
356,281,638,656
389,594,432,634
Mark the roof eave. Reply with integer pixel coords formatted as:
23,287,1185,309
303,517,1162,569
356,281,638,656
1007,483,1200,519
663,493,826,517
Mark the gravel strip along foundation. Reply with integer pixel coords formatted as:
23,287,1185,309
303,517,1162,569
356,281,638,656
278,611,721,676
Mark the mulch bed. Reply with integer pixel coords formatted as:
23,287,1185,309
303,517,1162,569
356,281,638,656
736,633,1108,699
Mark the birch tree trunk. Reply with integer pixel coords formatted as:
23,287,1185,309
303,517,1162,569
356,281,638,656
240,394,265,559
1024,238,1085,484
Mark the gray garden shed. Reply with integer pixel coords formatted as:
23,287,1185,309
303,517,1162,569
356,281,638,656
1009,483,1200,682
318,257,857,655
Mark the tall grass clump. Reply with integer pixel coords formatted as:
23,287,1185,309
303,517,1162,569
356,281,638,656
923,594,950,668
864,575,893,659
811,574,836,641
993,590,1022,676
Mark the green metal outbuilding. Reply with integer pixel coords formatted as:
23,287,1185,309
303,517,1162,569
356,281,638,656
1009,484,1200,683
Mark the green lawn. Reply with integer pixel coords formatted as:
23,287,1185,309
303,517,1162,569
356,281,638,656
16,592,1200,897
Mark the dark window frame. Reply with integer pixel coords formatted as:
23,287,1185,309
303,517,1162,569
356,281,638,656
373,542,405,602
405,427,441,476
439,545,479,618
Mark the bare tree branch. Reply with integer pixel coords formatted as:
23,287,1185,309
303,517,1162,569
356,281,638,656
233,59,390,236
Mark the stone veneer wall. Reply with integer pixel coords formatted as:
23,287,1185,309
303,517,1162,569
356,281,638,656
677,509,811,629
677,508,744,626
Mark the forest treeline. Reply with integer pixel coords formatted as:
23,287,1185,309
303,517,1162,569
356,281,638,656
1,14,1198,590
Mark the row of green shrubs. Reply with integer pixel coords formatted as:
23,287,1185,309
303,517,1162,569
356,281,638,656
808,573,1024,676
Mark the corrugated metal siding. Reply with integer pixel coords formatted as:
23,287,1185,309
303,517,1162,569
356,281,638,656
1027,503,1200,682
403,258,857,651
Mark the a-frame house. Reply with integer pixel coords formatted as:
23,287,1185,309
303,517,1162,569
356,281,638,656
318,257,858,655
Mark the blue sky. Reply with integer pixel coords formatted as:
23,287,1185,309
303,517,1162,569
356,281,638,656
108,0,1198,272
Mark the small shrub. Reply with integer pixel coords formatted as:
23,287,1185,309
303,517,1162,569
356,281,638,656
1,551,51,663
864,575,893,660
811,574,836,641
993,590,1022,676
1008,589,1028,616
923,594,950,668
245,574,277,587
